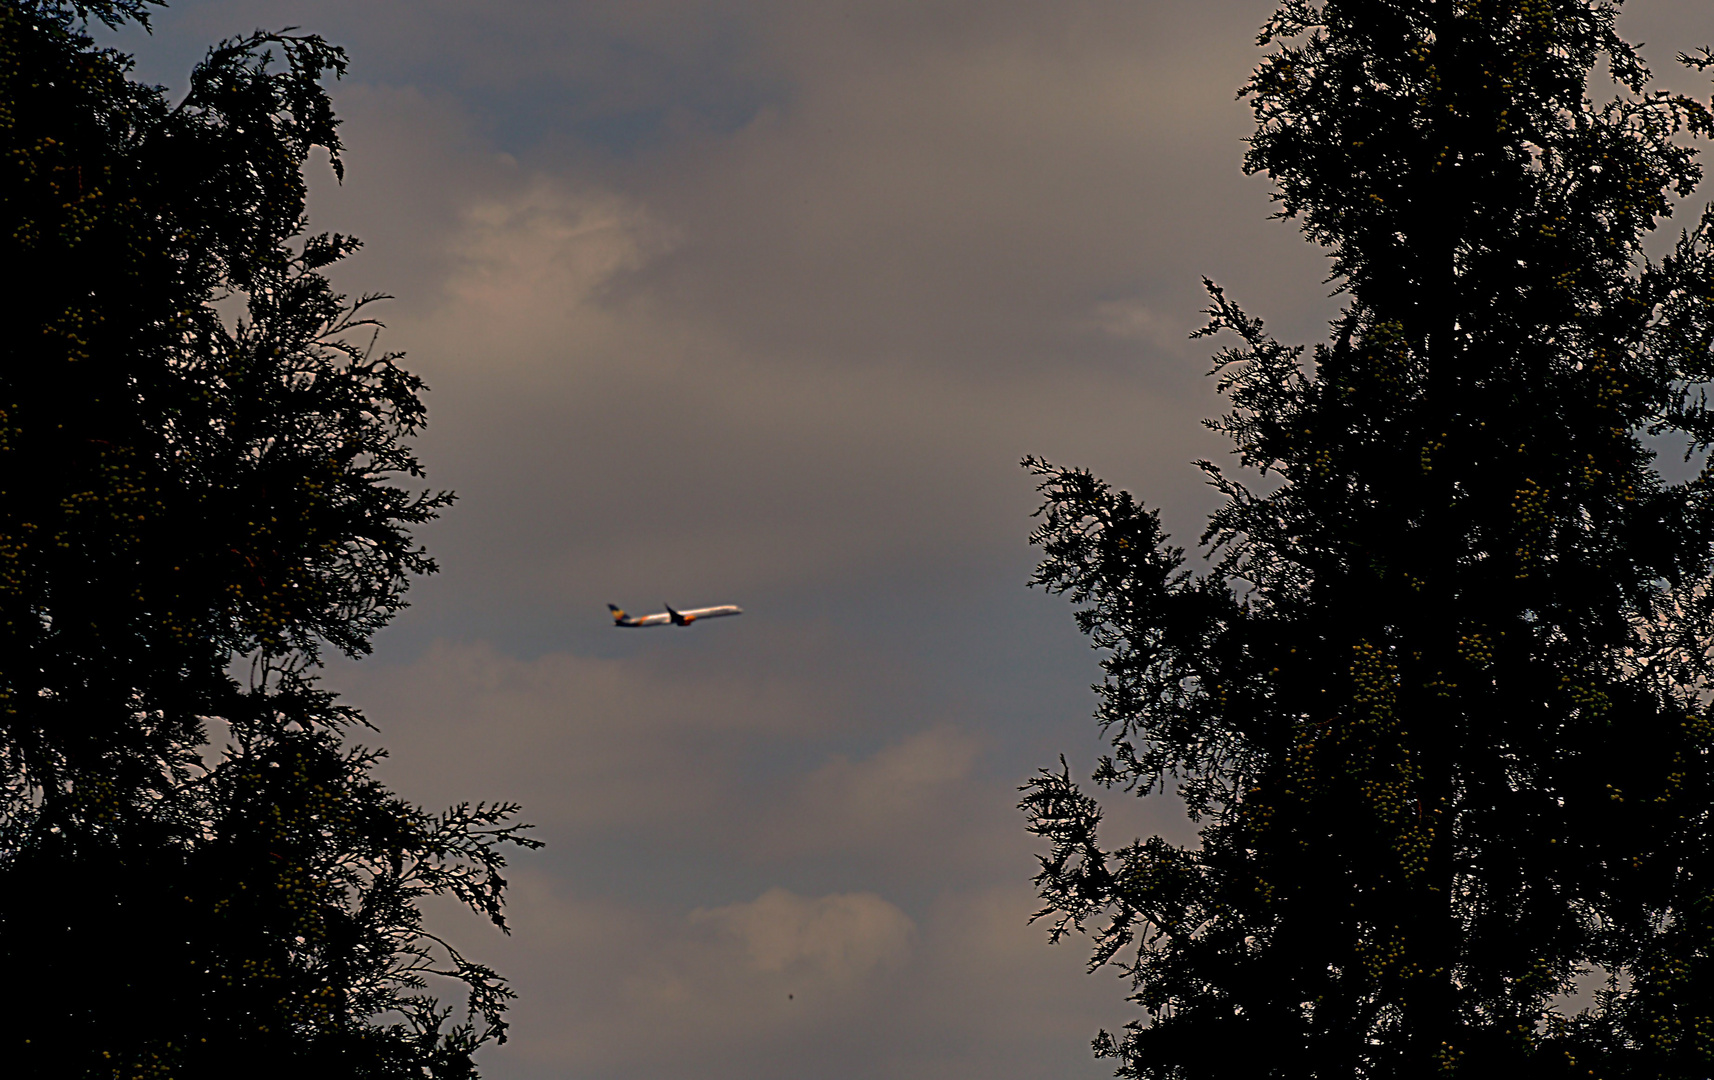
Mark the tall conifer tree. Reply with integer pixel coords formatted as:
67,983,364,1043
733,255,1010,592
1024,2,1714,1075
0,3,536,1075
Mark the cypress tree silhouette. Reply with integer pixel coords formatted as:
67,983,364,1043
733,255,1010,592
1024,2,1714,1075
0,3,537,1075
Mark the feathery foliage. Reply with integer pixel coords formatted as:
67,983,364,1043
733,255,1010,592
1025,2,1714,1075
0,3,536,1075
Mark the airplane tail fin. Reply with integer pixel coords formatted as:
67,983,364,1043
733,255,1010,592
608,604,629,625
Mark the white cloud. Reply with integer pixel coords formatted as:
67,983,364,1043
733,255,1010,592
474,877,923,1077
1085,298,1175,344
333,639,1030,877
457,871,1126,1080
333,637,851,842
690,887,914,979
144,4,1381,1079
756,726,989,859
442,181,674,320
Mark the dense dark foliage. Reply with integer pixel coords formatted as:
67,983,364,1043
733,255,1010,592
1024,1,1714,1076
0,2,535,1075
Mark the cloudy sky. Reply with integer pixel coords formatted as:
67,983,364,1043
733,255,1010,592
107,2,1711,1077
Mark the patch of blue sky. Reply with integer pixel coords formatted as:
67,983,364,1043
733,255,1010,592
452,78,791,157
90,2,795,158
88,20,218,96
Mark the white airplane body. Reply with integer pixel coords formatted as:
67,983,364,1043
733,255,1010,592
609,602,743,628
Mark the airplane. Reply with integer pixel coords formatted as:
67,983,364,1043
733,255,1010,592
608,602,743,628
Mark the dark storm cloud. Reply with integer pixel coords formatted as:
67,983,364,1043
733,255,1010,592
108,2,1714,1077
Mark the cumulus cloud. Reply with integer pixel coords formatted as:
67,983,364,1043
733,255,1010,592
441,181,673,324
755,726,987,858
331,638,1029,882
454,880,914,1076
274,3,1295,655
438,872,1123,1080
334,637,857,842
691,887,914,979
117,2,1714,1078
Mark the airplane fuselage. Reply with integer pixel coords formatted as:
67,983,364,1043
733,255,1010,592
608,603,742,627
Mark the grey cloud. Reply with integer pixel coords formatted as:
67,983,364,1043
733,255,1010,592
469,876,1122,1080
109,2,1714,1078
331,638,1033,887
753,726,985,858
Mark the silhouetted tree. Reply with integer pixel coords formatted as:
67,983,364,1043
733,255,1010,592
1024,2,1714,1076
0,2,537,1075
